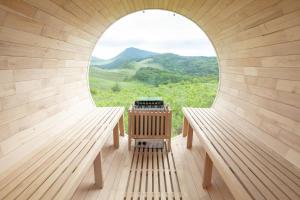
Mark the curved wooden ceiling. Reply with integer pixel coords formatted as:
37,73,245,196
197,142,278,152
0,0,299,172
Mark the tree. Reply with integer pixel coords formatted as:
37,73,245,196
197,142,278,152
111,82,121,92
90,88,97,95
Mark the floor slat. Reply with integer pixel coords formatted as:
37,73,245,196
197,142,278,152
125,143,182,200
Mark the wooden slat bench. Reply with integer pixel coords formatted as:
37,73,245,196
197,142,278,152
0,107,124,200
182,108,300,200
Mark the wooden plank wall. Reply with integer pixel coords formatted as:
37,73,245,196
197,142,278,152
0,0,299,175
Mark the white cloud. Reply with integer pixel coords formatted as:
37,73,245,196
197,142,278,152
92,10,216,59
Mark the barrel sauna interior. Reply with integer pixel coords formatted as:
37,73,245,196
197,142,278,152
0,0,299,190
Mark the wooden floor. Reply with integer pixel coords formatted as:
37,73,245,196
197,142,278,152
125,144,182,199
72,135,234,200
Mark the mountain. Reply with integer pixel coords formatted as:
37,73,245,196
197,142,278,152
91,47,158,69
113,47,158,60
90,47,218,79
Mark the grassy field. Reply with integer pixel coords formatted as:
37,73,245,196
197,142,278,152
89,66,218,136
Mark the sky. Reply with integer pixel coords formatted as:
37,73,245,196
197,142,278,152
92,10,216,59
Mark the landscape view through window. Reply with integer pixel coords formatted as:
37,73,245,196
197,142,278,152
89,10,219,136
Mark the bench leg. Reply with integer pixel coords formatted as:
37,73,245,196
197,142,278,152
128,114,132,151
187,124,193,149
119,114,125,136
202,152,213,189
166,139,171,152
113,124,119,148
182,117,188,137
94,152,103,189
128,136,131,151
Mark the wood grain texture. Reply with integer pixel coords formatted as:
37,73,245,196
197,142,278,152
0,0,299,187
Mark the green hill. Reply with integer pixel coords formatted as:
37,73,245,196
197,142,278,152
91,47,218,77
133,67,190,86
149,53,218,76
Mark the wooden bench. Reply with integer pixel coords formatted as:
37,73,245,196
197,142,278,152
0,107,124,200
182,108,300,200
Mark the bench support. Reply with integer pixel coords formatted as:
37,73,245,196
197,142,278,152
119,114,125,136
182,117,188,137
113,124,119,148
166,139,171,152
187,124,193,149
202,152,213,189
128,137,131,151
94,152,103,189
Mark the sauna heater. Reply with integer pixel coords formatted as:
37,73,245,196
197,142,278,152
128,97,172,151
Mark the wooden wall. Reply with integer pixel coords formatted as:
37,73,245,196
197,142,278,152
0,0,299,174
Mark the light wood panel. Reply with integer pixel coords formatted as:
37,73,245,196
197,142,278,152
0,0,299,185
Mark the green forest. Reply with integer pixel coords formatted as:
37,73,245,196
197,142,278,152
89,47,219,136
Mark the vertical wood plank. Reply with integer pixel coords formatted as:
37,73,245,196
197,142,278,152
156,114,160,136
119,114,125,136
160,113,164,136
93,152,103,189
140,113,144,137
135,113,139,137
144,113,147,137
128,111,132,151
187,124,193,149
147,148,153,199
202,152,213,189
182,116,188,137
113,124,119,148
